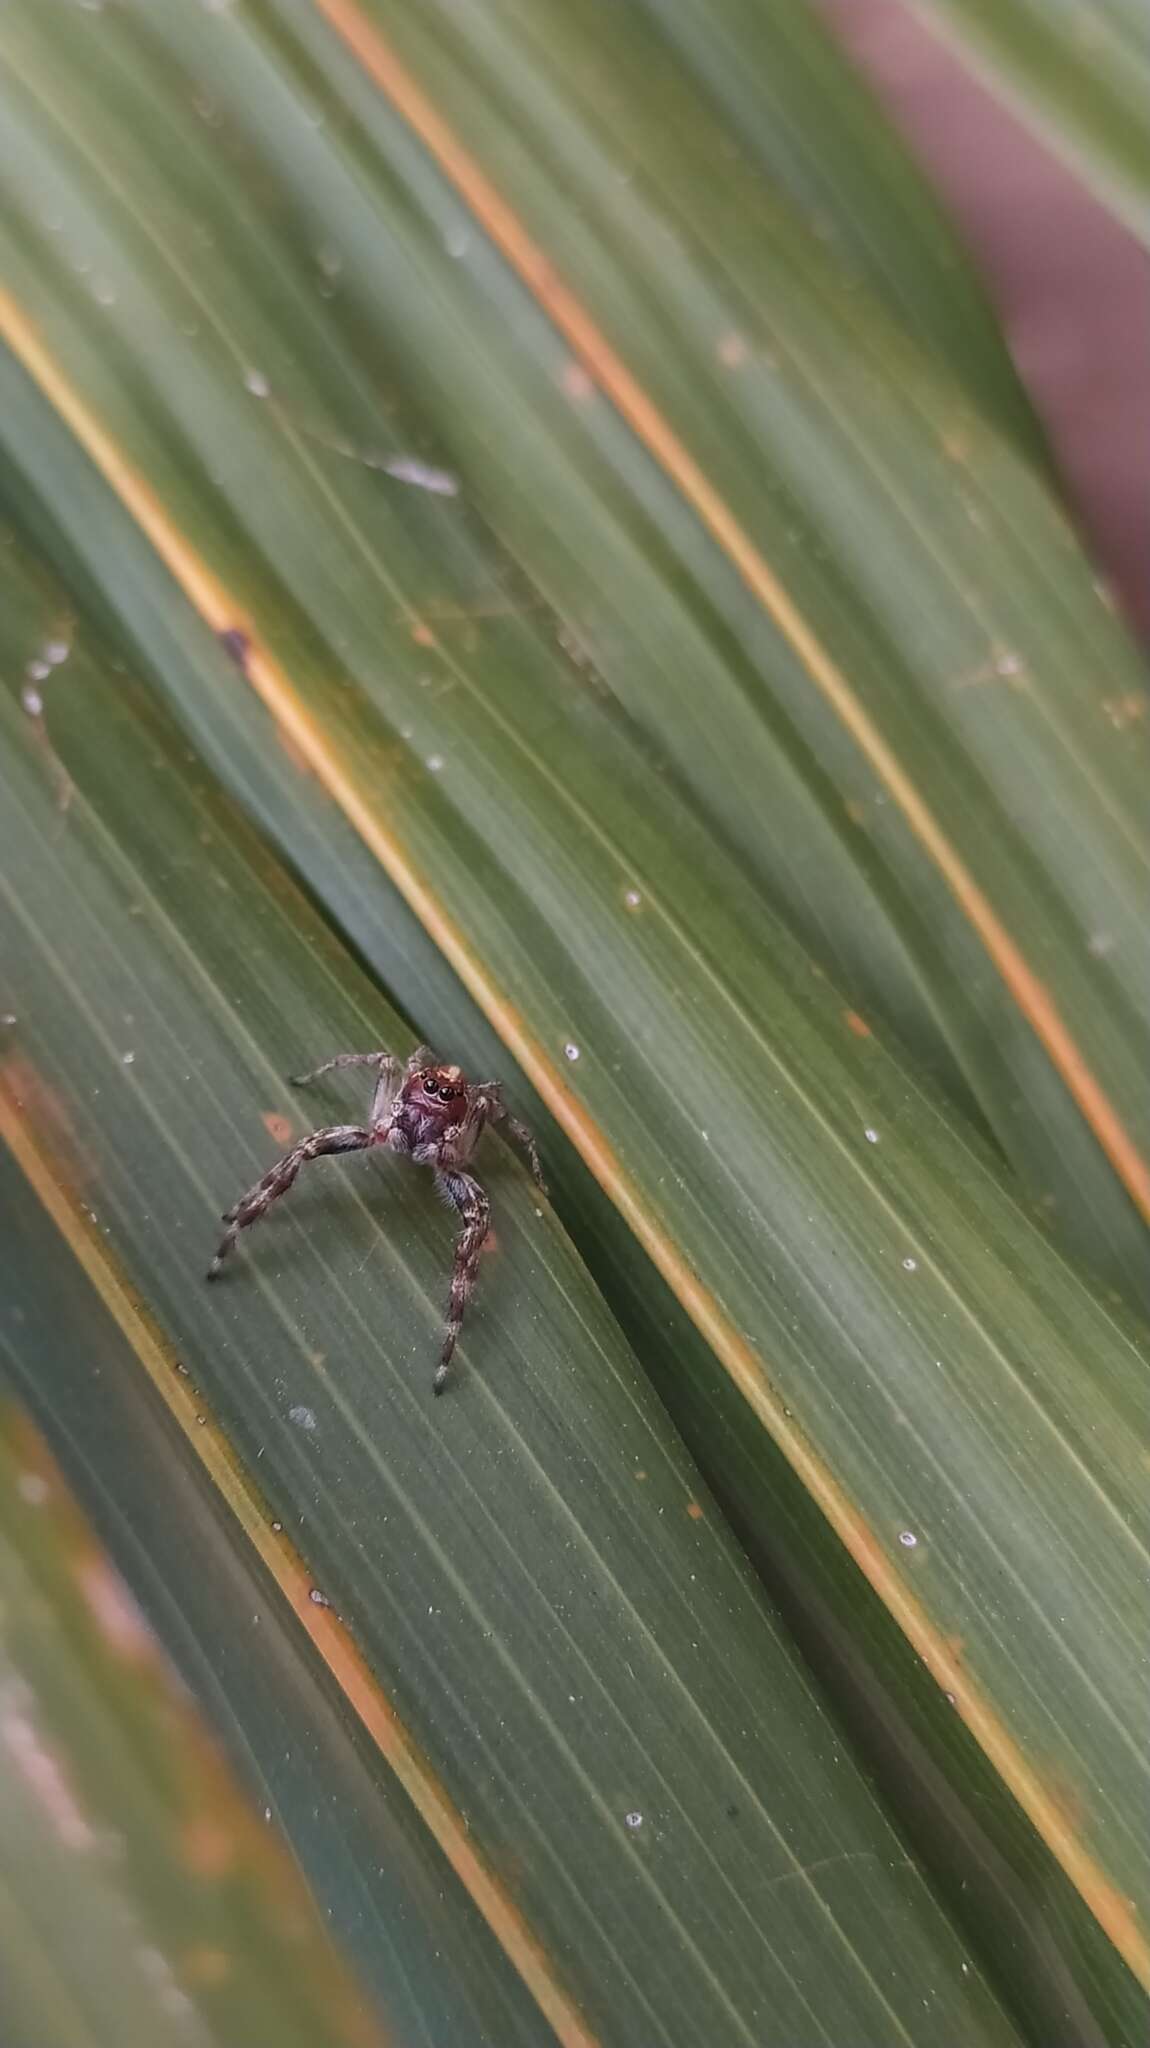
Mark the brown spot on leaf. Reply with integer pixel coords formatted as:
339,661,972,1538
410,620,438,647
716,332,749,368
182,1814,238,1880
217,627,252,675
261,1112,293,1145
0,1057,93,1193
560,361,594,401
182,1945,234,1989
844,1009,872,1038
76,1558,156,1662
1101,693,1147,729
686,1501,704,1521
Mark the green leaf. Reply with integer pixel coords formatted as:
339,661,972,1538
898,0,1150,244
0,1152,558,2048
0,0,1147,2027
1,391,1144,2028
0,1404,393,2048
0,547,1024,2042
0,323,1137,2031
1,0,1146,1301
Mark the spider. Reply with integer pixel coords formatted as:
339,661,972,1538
206,1046,545,1394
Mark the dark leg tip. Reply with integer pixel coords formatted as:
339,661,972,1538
205,1265,221,1283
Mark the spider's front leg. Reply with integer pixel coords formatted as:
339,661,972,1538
207,1124,370,1278
290,1049,403,1126
474,1085,547,1194
433,1168,491,1395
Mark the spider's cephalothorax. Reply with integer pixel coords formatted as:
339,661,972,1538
206,1046,545,1393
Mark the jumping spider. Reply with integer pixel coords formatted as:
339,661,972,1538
206,1047,545,1394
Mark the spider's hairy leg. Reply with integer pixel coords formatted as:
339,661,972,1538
433,1168,490,1395
289,1050,403,1126
478,1084,547,1193
290,1049,398,1088
502,1111,547,1193
207,1124,370,1278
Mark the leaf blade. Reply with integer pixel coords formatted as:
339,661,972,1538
0,0,1147,1996
0,562,1022,2042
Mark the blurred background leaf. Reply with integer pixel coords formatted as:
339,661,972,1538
895,0,1150,244
0,1406,394,2048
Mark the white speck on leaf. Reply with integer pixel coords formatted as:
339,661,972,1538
864,1127,879,1144
898,1530,918,1549
624,1811,643,1831
244,368,270,398
563,1042,580,1062
381,456,459,497
902,1256,917,1272
289,1405,317,1432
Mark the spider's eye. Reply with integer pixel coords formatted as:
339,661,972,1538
423,1076,439,1096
